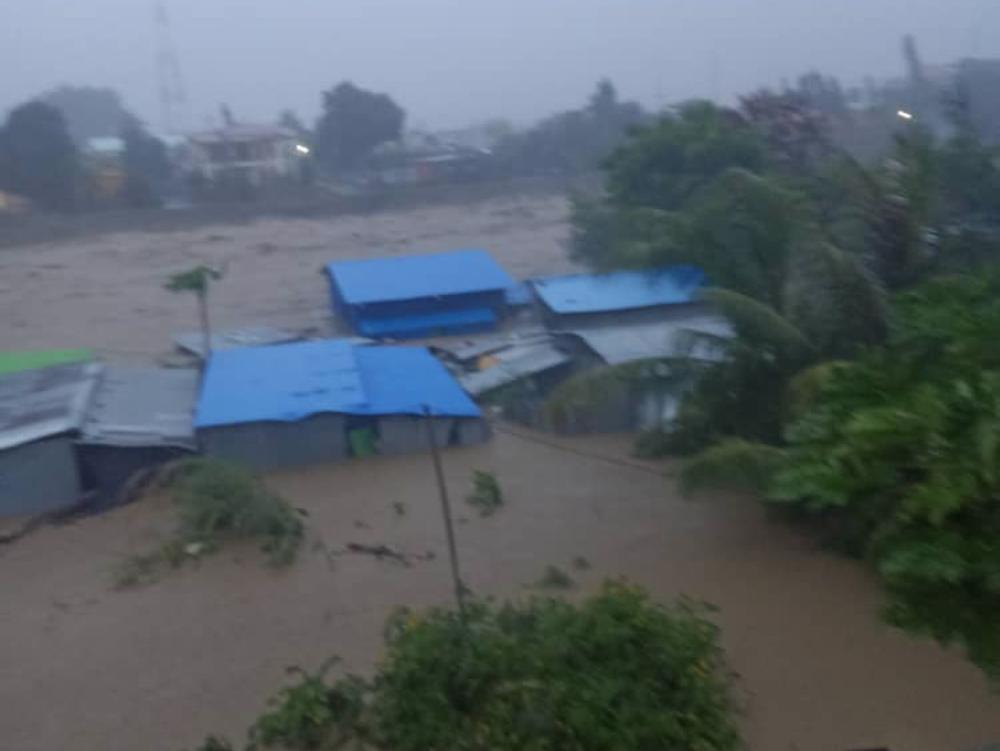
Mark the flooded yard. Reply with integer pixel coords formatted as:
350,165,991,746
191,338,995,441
1,429,997,751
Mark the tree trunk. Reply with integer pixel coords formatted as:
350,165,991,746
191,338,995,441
197,290,212,369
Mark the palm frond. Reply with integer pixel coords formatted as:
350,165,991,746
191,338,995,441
677,439,785,497
701,287,813,358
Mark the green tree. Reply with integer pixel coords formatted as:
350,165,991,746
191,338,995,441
40,85,137,144
0,101,79,210
166,265,224,365
314,82,404,172
122,120,171,207
239,582,739,751
765,273,1000,680
494,79,646,177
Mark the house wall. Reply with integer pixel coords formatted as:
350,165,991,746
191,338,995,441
199,414,350,471
378,416,491,455
0,437,81,517
331,287,508,338
200,414,491,471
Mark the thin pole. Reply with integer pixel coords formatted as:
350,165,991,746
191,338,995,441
422,406,466,619
198,288,212,371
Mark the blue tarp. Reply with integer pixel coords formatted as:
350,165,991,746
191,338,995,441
357,307,497,339
196,339,480,428
531,265,706,314
326,249,516,305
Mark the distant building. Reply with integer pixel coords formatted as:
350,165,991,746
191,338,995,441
326,249,516,339
195,339,489,470
0,190,32,215
187,124,302,185
0,362,102,517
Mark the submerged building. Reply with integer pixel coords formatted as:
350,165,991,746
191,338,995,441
195,339,489,470
326,249,516,339
0,362,102,516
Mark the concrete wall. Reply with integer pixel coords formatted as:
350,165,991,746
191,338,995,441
0,437,81,517
199,414,350,471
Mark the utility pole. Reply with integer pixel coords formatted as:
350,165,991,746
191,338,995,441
422,406,467,620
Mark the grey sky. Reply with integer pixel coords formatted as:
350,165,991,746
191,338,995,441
2,0,998,133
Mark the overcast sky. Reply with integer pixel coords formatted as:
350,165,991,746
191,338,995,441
2,0,999,133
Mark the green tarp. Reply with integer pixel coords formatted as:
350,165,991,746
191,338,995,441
0,349,94,375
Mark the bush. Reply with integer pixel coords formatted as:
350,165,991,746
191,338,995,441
221,583,739,751
171,459,305,566
113,460,304,589
465,470,503,517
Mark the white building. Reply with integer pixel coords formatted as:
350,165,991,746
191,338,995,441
187,125,302,185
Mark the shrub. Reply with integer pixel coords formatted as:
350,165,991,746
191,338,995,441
170,459,304,566
465,470,503,517
534,564,575,590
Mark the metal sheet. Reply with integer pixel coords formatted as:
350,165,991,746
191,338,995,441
326,249,515,305
173,326,304,359
460,341,571,396
80,368,199,448
562,315,732,366
0,363,102,451
531,265,705,315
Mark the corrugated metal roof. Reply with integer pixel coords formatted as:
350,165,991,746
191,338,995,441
460,341,571,396
80,368,199,448
196,339,480,428
188,125,296,144
174,326,305,359
327,249,515,305
0,363,102,451
0,349,93,376
433,328,551,364
562,315,732,366
532,265,705,314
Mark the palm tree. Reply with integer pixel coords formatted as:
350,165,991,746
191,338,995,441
165,265,224,367
550,169,889,457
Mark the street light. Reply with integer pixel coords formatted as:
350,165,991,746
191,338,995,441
294,143,311,155
897,109,914,121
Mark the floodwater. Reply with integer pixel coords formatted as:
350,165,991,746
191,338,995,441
1,429,998,751
0,193,574,360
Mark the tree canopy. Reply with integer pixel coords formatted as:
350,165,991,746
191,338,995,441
41,85,137,144
494,79,646,176
122,121,171,207
196,583,739,751
0,100,79,210
314,82,405,172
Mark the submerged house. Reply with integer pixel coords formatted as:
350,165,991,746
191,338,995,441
196,339,489,471
326,249,516,339
0,362,102,516
531,265,707,328
77,368,199,508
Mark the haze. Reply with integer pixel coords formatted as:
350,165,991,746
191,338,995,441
3,0,999,131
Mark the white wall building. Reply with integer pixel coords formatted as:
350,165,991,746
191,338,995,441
187,125,302,185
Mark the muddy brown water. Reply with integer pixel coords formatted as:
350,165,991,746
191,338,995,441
0,193,575,360
0,430,998,751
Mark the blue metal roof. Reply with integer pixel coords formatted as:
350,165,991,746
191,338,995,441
326,249,516,305
196,339,480,428
531,265,706,314
357,307,496,339
355,346,481,418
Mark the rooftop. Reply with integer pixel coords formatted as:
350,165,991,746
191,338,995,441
531,265,705,315
188,124,296,145
0,349,93,376
0,363,102,451
196,339,480,429
560,314,732,366
326,249,516,306
80,368,200,449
